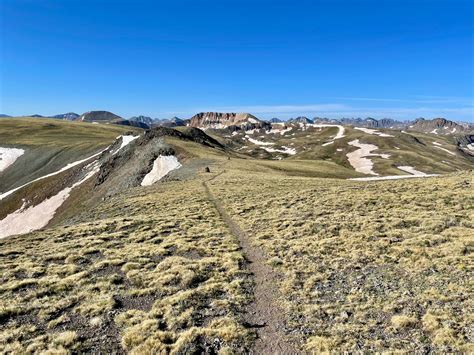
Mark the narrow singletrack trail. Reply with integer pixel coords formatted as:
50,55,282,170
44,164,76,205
203,172,296,354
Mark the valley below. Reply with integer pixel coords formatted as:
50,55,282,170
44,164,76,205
0,115,473,353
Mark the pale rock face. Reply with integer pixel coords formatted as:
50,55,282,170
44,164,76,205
189,112,269,130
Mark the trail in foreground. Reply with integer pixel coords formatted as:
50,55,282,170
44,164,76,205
203,177,296,354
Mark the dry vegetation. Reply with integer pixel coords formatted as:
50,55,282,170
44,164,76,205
0,179,253,353
0,129,472,352
208,167,473,352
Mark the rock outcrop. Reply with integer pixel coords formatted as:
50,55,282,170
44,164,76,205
189,112,269,131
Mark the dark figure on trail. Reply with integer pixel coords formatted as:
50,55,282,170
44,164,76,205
204,167,210,173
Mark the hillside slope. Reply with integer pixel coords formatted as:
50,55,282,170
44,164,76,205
0,118,472,353
0,118,141,193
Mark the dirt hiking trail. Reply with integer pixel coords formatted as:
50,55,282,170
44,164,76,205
203,172,297,354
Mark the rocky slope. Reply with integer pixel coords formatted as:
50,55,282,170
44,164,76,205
289,116,313,124
129,115,155,125
408,118,471,135
153,117,186,127
52,112,80,120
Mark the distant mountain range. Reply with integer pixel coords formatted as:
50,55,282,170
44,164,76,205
2,111,472,135
310,117,408,128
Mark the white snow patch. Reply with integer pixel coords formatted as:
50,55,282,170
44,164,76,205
451,128,456,133
394,146,400,150
248,118,259,124
246,136,275,146
231,131,239,136
141,155,181,186
337,148,343,152
346,139,390,176
263,146,297,155
349,165,438,181
349,174,438,181
112,135,139,154
0,147,25,173
467,143,474,151
0,162,100,238
322,141,334,146
354,127,394,137
397,166,427,176
433,146,456,156
119,135,139,150
432,142,442,146
431,129,438,134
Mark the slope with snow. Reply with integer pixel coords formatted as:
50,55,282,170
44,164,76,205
141,155,182,186
0,162,100,238
113,135,140,154
350,165,438,181
346,140,390,175
433,146,456,156
245,136,275,146
263,146,297,155
354,127,394,137
0,147,25,173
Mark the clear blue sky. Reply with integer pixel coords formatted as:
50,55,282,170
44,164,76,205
1,0,473,121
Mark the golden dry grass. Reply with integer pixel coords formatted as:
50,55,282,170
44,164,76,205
208,166,474,352
0,179,253,353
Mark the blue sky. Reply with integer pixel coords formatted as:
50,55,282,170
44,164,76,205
1,0,473,121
